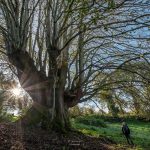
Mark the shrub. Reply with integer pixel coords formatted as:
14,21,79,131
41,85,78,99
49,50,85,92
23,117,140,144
75,115,107,128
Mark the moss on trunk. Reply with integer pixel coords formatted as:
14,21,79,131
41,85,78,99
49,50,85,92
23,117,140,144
19,102,71,132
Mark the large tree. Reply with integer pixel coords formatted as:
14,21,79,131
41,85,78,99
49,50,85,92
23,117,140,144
0,0,150,131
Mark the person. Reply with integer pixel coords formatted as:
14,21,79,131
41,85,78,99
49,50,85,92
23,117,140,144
122,122,134,145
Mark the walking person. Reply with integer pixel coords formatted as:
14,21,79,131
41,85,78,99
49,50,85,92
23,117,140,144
122,122,134,145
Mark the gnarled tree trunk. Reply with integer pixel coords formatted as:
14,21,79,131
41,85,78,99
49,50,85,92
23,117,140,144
8,51,81,132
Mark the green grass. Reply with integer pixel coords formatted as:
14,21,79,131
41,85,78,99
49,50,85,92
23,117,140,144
71,115,150,150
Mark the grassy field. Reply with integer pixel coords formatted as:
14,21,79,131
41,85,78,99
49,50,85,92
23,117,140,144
71,115,150,150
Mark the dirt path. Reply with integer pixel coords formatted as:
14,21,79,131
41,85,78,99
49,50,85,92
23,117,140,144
0,123,128,150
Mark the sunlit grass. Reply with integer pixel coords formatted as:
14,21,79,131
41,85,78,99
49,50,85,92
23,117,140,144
71,116,150,150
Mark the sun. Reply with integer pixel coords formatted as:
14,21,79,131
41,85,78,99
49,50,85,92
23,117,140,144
11,88,21,96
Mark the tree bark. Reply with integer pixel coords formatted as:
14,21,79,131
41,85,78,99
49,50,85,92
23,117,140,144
8,51,81,132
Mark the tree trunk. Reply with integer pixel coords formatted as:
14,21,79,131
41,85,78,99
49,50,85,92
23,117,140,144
8,51,80,132
20,79,71,132
21,95,70,132
51,88,70,131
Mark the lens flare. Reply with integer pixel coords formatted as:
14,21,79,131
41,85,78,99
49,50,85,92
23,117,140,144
11,88,21,96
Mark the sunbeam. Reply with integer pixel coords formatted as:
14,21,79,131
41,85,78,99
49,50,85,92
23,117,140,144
12,88,21,96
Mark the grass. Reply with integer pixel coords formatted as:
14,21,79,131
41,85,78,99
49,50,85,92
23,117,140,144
71,115,150,150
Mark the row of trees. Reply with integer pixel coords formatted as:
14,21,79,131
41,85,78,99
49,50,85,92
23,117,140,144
94,64,150,119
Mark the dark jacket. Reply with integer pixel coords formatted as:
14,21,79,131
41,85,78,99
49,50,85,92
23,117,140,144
122,124,130,135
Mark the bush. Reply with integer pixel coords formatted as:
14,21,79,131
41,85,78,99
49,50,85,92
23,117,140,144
75,115,107,128
0,112,18,122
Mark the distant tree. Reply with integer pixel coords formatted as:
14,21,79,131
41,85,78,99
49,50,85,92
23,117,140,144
69,105,82,118
95,63,150,118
